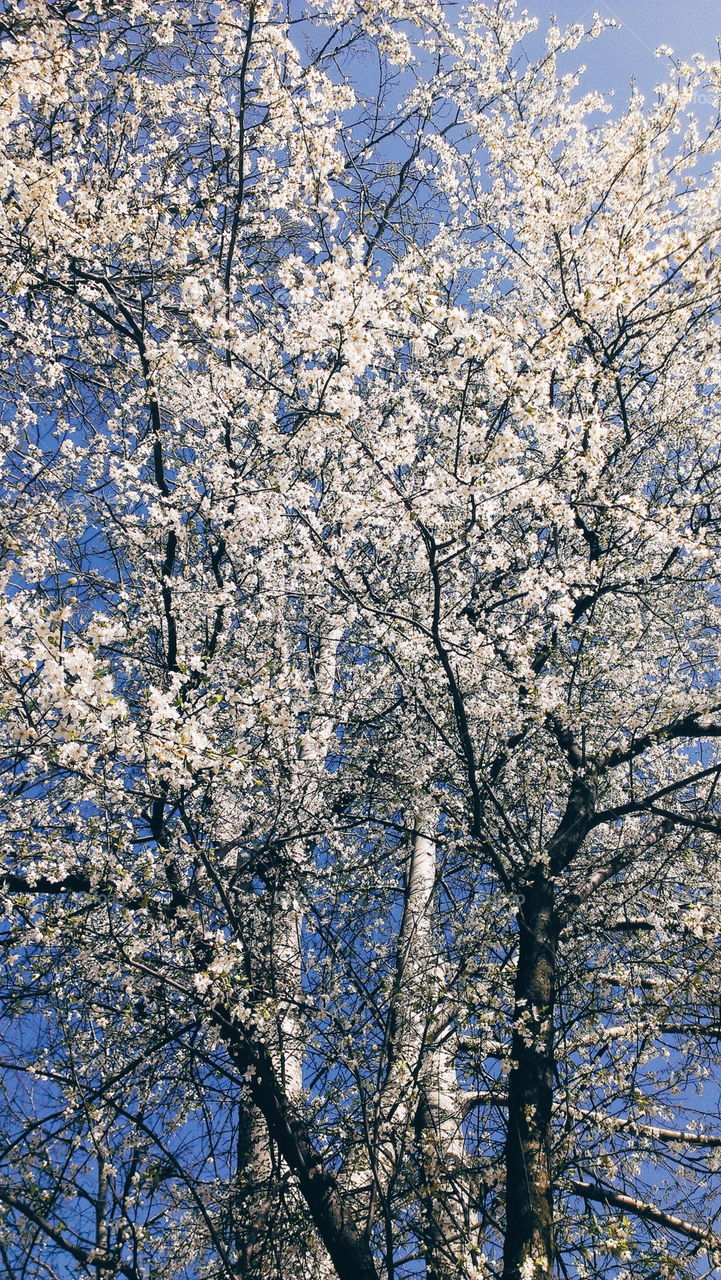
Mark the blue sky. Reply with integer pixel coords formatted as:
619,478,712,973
523,1,720,103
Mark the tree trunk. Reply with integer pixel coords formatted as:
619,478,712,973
233,619,343,1273
235,1099,274,1277
414,1031,471,1280
217,1011,380,1280
501,873,558,1280
381,824,473,1278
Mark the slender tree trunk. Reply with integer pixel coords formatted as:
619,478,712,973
501,873,558,1280
233,619,343,1273
414,1027,471,1280
218,1010,380,1280
269,617,343,1102
235,1100,274,1277
381,824,473,1278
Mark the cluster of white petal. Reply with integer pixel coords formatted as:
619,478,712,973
1,1,721,1277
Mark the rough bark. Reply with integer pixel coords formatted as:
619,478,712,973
502,872,559,1280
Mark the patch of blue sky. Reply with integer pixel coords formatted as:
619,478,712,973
0,983,240,1279
521,1,720,108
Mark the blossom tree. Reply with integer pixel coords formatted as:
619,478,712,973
2,2,721,1278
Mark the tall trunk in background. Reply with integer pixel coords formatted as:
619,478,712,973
235,621,343,1273
381,823,473,1279
272,619,343,1095
234,1100,274,1276
501,873,558,1280
415,1025,471,1280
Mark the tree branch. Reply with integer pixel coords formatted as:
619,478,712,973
0,1186,130,1276
570,1179,720,1247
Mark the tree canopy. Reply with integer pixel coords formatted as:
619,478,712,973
2,2,721,1278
